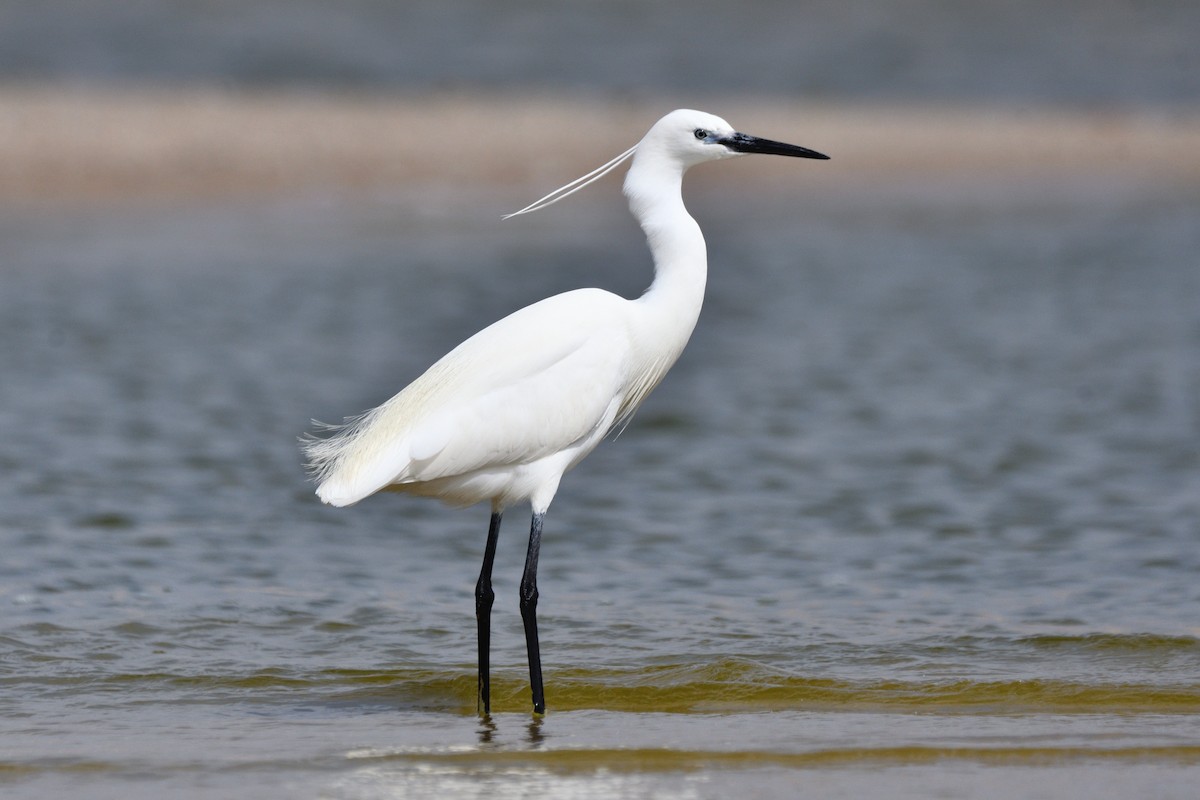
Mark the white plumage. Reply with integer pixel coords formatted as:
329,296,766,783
306,288,642,511
301,109,828,715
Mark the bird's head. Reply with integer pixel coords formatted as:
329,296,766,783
641,109,830,168
502,109,828,220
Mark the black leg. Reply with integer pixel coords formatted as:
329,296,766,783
519,511,546,714
475,511,502,716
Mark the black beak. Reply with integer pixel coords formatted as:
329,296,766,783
719,132,829,160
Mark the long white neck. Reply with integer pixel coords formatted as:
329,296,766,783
623,156,707,358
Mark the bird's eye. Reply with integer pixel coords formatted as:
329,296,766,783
693,128,709,140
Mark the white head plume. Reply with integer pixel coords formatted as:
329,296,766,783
502,144,638,220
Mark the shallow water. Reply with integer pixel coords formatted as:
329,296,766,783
1,173,1199,798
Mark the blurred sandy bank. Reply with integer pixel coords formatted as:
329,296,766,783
2,87,1199,206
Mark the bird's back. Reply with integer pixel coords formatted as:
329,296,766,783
304,288,638,508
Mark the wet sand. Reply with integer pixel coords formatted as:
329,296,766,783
3,87,1199,205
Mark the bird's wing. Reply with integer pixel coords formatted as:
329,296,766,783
404,322,628,481
310,289,632,504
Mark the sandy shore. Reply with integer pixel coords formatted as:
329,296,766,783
2,87,1199,205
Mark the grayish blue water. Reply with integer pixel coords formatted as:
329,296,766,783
3,0,1200,795
1,170,1199,797
1,0,1197,109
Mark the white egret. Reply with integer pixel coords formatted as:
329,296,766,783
303,109,828,715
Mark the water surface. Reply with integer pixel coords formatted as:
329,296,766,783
1,173,1199,798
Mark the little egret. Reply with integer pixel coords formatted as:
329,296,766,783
303,109,828,715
